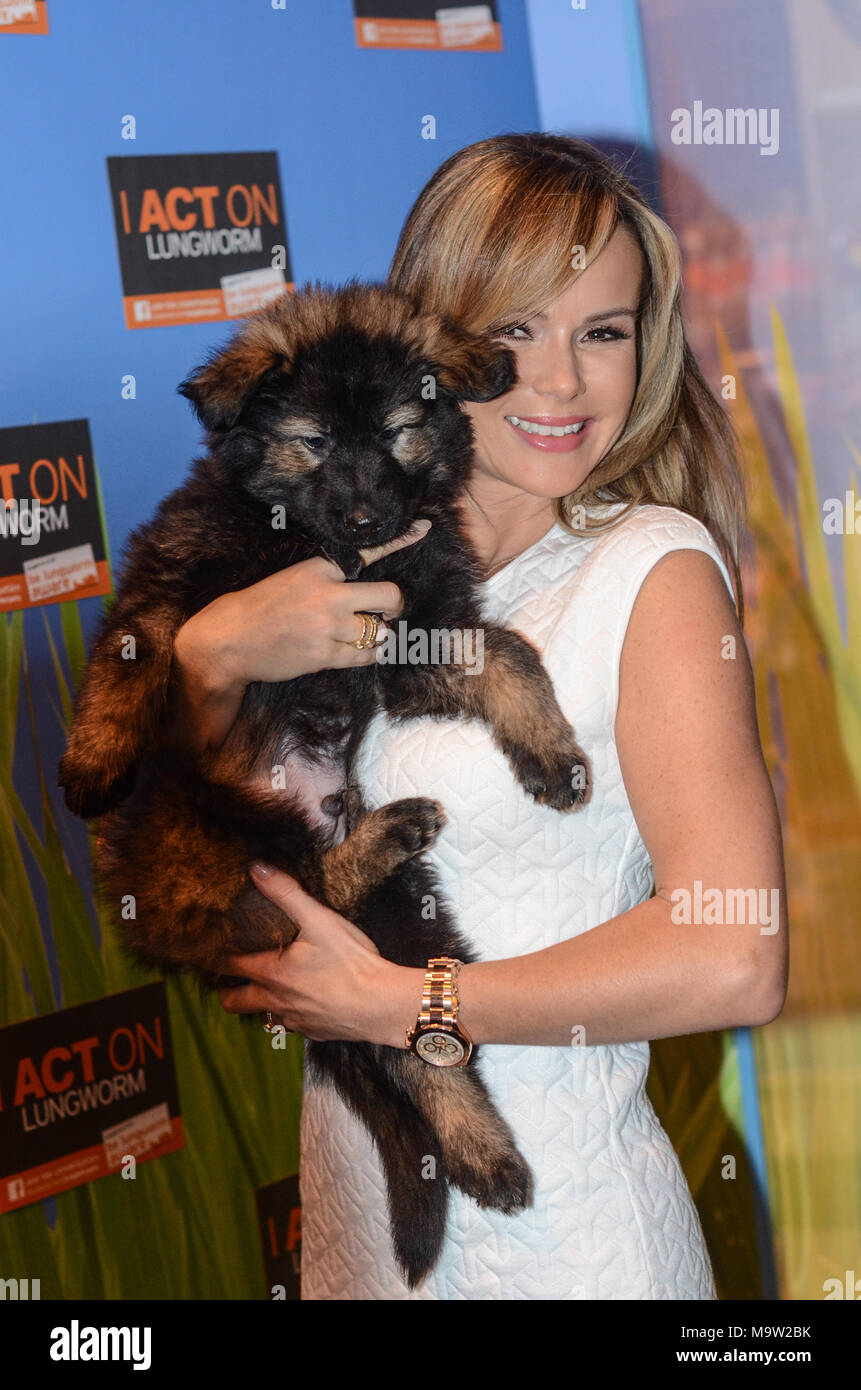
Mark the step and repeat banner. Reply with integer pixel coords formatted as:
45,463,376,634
0,0,526,1303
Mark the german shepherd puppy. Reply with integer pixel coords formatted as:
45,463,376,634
57,280,590,1286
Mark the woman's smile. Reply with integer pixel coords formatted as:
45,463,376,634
504,414,595,452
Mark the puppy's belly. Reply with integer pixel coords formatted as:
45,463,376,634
246,740,349,845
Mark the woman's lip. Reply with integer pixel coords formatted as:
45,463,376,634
505,416,594,452
508,415,589,424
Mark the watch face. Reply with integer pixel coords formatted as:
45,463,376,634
415,1031,466,1067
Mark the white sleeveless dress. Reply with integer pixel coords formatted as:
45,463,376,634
299,503,733,1300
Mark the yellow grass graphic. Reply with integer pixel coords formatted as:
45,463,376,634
714,306,861,1299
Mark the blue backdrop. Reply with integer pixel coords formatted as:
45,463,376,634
0,0,646,901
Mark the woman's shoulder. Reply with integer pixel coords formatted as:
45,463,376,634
548,504,737,730
574,499,724,550
564,501,734,600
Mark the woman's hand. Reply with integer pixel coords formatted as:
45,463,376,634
169,518,431,753
217,863,422,1047
176,518,431,690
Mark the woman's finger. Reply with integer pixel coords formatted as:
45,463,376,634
249,862,381,954
218,946,292,985
217,980,285,1015
312,521,430,594
248,863,346,936
335,612,389,649
337,579,403,620
358,517,431,568
324,637,385,669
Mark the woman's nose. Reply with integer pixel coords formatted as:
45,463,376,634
529,344,586,400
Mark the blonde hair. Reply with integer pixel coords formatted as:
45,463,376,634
387,132,746,621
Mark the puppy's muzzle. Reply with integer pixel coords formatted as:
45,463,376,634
346,508,379,537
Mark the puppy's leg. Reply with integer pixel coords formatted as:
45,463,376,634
58,600,185,818
319,797,446,915
388,1051,533,1213
94,764,322,975
381,624,590,810
96,814,298,978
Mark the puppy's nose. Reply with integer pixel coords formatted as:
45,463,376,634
346,509,377,535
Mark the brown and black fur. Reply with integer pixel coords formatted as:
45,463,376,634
58,280,590,1287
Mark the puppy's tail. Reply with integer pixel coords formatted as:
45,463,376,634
307,1041,449,1289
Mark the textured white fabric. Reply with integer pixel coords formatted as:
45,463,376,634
299,503,733,1300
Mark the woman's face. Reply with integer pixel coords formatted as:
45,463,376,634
461,223,644,503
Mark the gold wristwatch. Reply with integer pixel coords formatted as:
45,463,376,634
405,957,473,1067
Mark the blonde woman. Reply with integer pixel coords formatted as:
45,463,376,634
173,134,788,1299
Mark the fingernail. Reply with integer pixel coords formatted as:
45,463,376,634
409,519,431,535
250,860,274,878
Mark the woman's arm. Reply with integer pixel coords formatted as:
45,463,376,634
433,547,789,1046
222,548,788,1047
167,611,248,756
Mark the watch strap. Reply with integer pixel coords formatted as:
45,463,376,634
417,956,463,1030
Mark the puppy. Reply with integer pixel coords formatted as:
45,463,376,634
58,280,591,1286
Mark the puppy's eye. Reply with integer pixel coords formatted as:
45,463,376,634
381,422,422,440
301,435,327,451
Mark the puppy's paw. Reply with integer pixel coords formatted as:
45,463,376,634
511,742,592,811
58,756,136,820
446,1148,534,1213
378,797,446,856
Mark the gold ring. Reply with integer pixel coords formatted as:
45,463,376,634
263,1010,290,1034
353,611,380,649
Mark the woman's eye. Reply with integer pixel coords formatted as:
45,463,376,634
584,326,631,342
495,323,631,343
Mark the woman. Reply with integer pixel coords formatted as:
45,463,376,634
170,134,788,1299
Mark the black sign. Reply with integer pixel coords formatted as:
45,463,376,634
255,1173,301,1300
0,982,183,1212
106,151,293,328
353,0,501,50
0,419,110,613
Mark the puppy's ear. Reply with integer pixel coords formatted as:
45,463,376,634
409,317,517,402
178,320,287,431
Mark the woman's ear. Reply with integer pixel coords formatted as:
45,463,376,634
178,313,292,432
406,315,517,402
